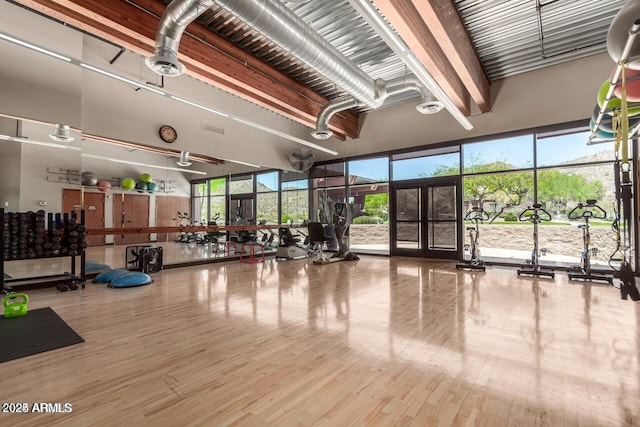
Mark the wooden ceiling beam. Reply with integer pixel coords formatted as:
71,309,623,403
372,0,471,116
412,0,490,113
12,0,358,140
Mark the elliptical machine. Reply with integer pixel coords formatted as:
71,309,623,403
456,205,489,271
567,200,613,284
331,202,359,261
517,204,555,279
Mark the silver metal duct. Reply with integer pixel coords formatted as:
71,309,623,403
311,95,363,140
177,151,192,166
146,0,215,76
149,0,441,139
313,75,441,139
148,0,381,107
49,124,75,142
210,0,381,108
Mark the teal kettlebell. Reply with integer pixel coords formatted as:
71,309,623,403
3,293,29,319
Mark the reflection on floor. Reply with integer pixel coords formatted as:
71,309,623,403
1,256,638,425
3,241,275,281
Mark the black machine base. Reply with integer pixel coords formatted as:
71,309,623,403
456,262,485,271
517,267,555,279
568,270,613,285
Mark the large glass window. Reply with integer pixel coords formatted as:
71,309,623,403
536,130,615,167
537,163,616,268
349,157,389,182
281,172,308,224
229,175,253,194
208,178,226,225
463,135,533,173
189,125,623,266
462,171,535,263
256,171,279,224
256,171,278,192
192,181,208,224
392,147,460,181
349,183,389,254
311,162,345,188
347,157,390,254
313,187,345,223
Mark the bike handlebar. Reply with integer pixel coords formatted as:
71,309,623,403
567,201,607,220
463,207,490,221
518,205,551,222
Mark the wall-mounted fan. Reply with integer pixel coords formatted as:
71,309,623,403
289,149,315,171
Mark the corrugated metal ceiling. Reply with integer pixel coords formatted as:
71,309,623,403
455,0,626,80
194,0,413,110
159,0,624,109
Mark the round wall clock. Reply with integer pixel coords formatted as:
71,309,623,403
159,125,177,143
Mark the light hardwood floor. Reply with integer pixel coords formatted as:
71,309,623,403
0,256,639,426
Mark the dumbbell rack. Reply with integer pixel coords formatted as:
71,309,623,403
0,208,86,292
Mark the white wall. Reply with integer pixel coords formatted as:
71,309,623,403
0,1,82,127
79,35,332,171
18,121,82,212
0,117,22,211
0,140,21,211
347,53,613,157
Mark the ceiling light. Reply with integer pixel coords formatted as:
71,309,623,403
80,63,166,96
176,151,192,167
145,54,185,77
0,134,80,150
220,158,261,168
170,96,229,118
0,31,71,62
49,124,75,142
416,93,444,114
232,117,338,155
81,153,207,175
311,129,333,140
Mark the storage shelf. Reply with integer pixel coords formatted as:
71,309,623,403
1,208,86,292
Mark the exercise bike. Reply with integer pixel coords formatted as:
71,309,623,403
456,206,489,271
176,212,198,243
517,204,555,279
200,213,226,249
567,200,613,284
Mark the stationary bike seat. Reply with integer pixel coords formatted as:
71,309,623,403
466,227,476,231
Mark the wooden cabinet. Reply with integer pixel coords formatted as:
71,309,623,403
112,193,150,245
63,189,105,247
155,196,190,242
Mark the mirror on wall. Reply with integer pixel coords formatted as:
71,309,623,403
0,1,262,270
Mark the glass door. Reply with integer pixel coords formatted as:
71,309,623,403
392,187,422,255
391,178,461,259
229,195,255,225
425,183,459,258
